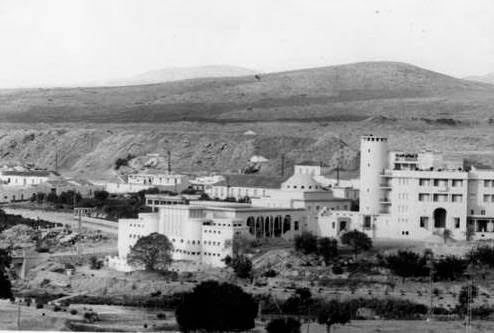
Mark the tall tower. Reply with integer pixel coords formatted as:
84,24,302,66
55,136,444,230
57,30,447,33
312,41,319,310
360,135,388,215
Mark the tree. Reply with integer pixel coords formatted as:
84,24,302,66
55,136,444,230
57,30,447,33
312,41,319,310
0,249,13,299
468,245,494,268
340,230,372,259
433,256,468,281
294,232,318,255
46,192,58,203
384,250,429,282
226,255,253,279
176,280,258,332
266,317,301,333
318,237,338,264
94,190,109,202
318,300,351,333
127,233,173,271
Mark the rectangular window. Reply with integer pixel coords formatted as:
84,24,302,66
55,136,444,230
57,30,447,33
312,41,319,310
484,180,491,187
419,193,430,202
363,216,372,229
484,195,490,203
452,194,463,203
454,218,460,229
481,210,486,216
452,179,463,187
420,216,429,228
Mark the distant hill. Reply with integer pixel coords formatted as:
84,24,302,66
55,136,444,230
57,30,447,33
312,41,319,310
0,61,493,123
102,65,257,86
464,72,494,85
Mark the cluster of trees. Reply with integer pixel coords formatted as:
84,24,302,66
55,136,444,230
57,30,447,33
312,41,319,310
294,232,338,264
382,250,475,282
114,154,135,170
0,209,60,232
31,190,82,208
294,230,372,264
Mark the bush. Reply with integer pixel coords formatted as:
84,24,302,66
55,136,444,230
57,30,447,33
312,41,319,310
70,309,78,315
434,256,468,281
383,250,429,281
53,305,61,312
294,232,318,255
468,245,494,268
157,313,167,319
36,303,43,309
266,317,301,333
83,311,100,323
89,256,104,270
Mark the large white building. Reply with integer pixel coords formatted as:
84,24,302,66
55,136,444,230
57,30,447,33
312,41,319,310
109,198,307,271
319,135,494,241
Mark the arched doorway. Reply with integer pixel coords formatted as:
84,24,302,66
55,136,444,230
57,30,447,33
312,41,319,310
255,217,264,238
434,208,446,228
246,216,255,235
274,216,282,237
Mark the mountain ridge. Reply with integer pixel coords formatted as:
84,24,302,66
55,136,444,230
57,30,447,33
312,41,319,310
0,61,492,124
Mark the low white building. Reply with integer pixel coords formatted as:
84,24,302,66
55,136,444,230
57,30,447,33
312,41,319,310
0,170,60,187
109,198,306,272
127,171,189,192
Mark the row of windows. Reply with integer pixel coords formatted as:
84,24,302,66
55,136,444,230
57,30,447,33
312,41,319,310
129,223,144,228
204,229,222,234
172,248,222,257
418,194,463,202
419,216,461,228
419,179,464,187
285,185,320,190
483,195,494,203
170,238,223,246
471,209,486,216
129,234,142,239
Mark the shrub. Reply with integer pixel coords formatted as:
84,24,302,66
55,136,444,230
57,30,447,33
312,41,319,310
157,313,167,319
36,303,44,309
89,256,104,270
83,311,100,323
340,230,372,258
383,250,429,281
266,317,301,333
53,305,61,312
434,256,468,281
263,269,278,278
294,232,318,255
70,309,78,315
468,245,494,268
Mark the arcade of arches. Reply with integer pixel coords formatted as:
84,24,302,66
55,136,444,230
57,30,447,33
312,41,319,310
246,215,299,238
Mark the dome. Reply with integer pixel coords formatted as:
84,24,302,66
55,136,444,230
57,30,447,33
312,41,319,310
281,173,321,191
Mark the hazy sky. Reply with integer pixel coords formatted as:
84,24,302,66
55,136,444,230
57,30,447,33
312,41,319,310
1,0,494,88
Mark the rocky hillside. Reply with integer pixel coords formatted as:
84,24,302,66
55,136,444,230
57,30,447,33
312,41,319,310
0,125,358,179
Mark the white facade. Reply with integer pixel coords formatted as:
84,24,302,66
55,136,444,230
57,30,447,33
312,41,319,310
319,135,494,241
0,170,59,187
127,172,189,192
110,199,306,272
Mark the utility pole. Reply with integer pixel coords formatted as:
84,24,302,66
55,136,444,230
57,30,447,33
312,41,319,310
167,150,172,173
17,298,21,329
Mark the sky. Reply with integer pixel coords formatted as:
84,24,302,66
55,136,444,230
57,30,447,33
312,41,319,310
0,0,494,88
